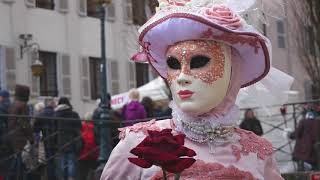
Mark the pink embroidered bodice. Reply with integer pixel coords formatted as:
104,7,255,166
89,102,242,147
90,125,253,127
101,119,283,180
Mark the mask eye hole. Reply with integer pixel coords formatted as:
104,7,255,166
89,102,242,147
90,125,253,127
167,56,181,70
190,55,210,69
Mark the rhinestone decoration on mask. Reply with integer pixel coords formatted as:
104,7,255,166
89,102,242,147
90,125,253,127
170,101,240,149
167,40,225,85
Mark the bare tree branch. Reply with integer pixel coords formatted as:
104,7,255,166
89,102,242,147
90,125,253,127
289,0,320,98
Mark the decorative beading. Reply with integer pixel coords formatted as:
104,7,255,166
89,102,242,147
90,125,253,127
118,119,161,140
171,101,239,145
231,128,273,161
151,160,257,180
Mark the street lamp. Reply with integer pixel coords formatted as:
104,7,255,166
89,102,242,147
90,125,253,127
19,34,44,77
95,0,112,178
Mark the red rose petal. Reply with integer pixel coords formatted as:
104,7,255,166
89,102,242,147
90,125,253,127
174,134,186,145
131,147,180,162
174,146,196,157
128,158,153,168
163,158,196,173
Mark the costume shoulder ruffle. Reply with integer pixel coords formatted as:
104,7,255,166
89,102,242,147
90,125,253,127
118,119,173,140
231,128,273,161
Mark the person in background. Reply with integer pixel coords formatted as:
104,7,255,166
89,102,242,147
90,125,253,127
239,109,263,136
0,89,11,177
34,98,57,180
55,97,81,180
31,102,45,128
79,112,99,180
7,85,34,180
292,111,319,171
110,110,122,148
34,102,45,116
92,93,112,146
141,96,154,118
122,89,147,126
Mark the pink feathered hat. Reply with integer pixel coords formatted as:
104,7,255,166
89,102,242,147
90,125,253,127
131,0,272,88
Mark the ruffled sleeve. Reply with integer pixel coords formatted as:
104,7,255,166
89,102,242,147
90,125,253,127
264,155,284,180
100,130,144,180
100,120,165,180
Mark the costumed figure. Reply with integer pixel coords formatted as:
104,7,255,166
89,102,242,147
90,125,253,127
101,0,293,179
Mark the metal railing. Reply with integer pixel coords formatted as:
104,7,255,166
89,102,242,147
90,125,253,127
0,100,318,178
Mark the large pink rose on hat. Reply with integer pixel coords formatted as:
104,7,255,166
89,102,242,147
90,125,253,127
200,5,241,30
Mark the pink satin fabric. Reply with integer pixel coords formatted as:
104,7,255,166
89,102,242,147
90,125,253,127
100,119,283,180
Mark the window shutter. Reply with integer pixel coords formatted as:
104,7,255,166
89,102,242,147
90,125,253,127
127,62,135,88
80,56,90,100
109,60,119,95
123,0,133,23
28,50,39,96
304,81,313,100
57,0,68,13
106,2,116,22
4,47,16,93
58,53,71,97
25,0,35,7
78,0,87,16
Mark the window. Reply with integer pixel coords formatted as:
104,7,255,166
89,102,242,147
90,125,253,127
304,26,315,56
87,0,99,18
128,62,136,88
89,57,101,100
132,0,147,25
136,63,149,87
276,20,286,48
36,0,54,10
304,81,313,100
123,0,133,23
0,46,16,92
39,51,58,96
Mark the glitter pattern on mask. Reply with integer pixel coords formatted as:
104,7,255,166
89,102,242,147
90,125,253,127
166,40,225,85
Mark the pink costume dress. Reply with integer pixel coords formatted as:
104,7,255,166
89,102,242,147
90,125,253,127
101,117,282,180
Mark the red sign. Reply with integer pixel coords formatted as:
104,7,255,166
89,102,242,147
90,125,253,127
311,172,320,180
111,96,124,105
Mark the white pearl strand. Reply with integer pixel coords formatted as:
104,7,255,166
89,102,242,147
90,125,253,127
179,117,235,143
170,101,239,145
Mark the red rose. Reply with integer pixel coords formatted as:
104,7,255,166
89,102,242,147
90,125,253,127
128,129,196,173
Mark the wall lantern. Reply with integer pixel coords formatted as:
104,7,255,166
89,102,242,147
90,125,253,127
19,34,44,77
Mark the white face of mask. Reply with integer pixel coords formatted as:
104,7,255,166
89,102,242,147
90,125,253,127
166,40,231,115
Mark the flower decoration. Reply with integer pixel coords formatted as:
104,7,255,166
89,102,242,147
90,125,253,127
280,106,287,116
158,0,191,6
200,5,241,30
128,129,196,179
167,0,191,6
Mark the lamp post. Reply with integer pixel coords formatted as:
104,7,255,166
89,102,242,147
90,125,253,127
95,1,112,179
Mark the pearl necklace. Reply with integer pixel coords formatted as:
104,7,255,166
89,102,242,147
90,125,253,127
170,102,239,144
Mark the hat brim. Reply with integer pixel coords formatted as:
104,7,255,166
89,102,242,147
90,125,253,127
139,13,271,88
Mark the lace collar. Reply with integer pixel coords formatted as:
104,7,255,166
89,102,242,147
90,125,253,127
170,101,240,149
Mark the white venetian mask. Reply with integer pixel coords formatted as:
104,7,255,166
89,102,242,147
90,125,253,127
166,40,231,115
